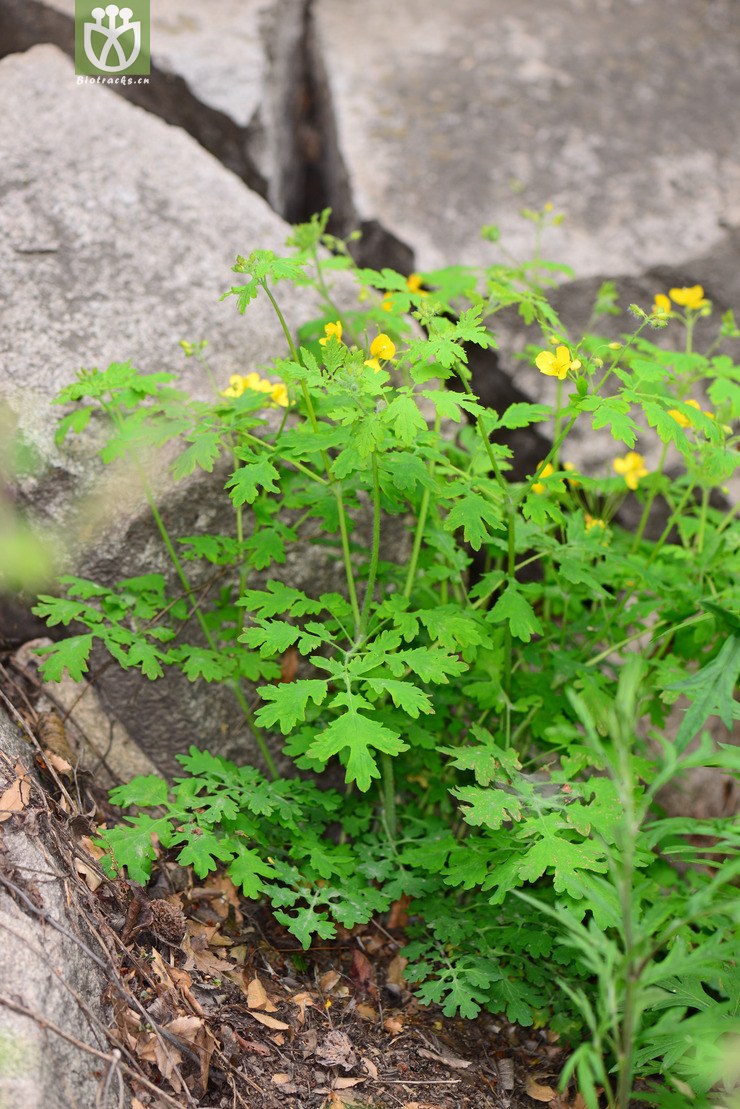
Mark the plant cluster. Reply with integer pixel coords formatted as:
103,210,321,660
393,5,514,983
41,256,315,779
34,209,740,1106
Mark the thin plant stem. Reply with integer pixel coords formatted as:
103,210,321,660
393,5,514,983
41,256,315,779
360,452,382,634
381,752,398,841
631,442,668,553
260,278,361,632
103,402,278,777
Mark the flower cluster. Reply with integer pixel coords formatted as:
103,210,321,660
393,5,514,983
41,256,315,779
612,451,649,490
653,285,710,316
221,373,289,407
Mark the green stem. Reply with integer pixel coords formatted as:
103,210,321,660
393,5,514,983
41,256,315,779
360,453,382,634
134,451,278,778
381,752,397,840
260,280,300,362
260,278,361,632
631,443,668,554
403,413,440,599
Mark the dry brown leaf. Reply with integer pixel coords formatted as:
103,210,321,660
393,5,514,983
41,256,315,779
498,1057,515,1090
44,750,73,775
350,948,375,994
333,1076,365,1090
182,932,234,977
246,974,277,1011
526,1075,558,1102
271,1032,286,1045
288,990,317,1024
165,1015,217,1090
271,1073,292,1086
356,1003,378,1022
383,1016,404,1035
418,1047,472,1070
247,1011,290,1031
0,765,31,822
386,954,408,986
131,1099,147,1109
387,894,411,929
362,1056,378,1079
320,969,342,993
316,1029,357,1071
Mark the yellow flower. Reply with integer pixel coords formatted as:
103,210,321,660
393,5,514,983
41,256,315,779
668,398,701,427
563,461,580,486
669,285,709,311
652,294,671,316
406,273,427,295
585,514,606,532
243,372,273,394
381,294,393,312
535,345,581,380
370,333,396,360
319,320,343,346
221,374,247,398
613,451,649,490
532,462,554,494
271,382,290,408
365,334,396,371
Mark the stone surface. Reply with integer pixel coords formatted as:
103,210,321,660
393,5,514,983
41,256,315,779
0,45,337,773
0,707,112,1108
314,0,740,278
0,0,308,209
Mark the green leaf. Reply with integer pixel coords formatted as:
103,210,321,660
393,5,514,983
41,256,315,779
228,850,276,898
452,785,523,829
384,393,428,447
582,395,639,445
306,711,408,791
444,492,502,551
364,678,434,718
668,636,740,750
255,679,329,733
97,814,173,885
109,775,169,809
395,647,467,684
240,620,301,656
174,829,236,878
239,581,324,618
54,406,93,447
498,402,551,430
417,607,488,651
176,647,234,683
225,457,280,506
34,635,95,682
171,430,223,480
488,584,543,642
126,640,166,680
517,816,608,896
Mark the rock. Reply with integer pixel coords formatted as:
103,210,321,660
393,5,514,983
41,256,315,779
0,45,338,773
0,705,112,1108
0,0,309,201
314,0,740,278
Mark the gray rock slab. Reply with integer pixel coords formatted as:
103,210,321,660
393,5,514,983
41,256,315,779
0,707,113,1108
0,0,307,209
0,45,338,773
314,0,740,278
